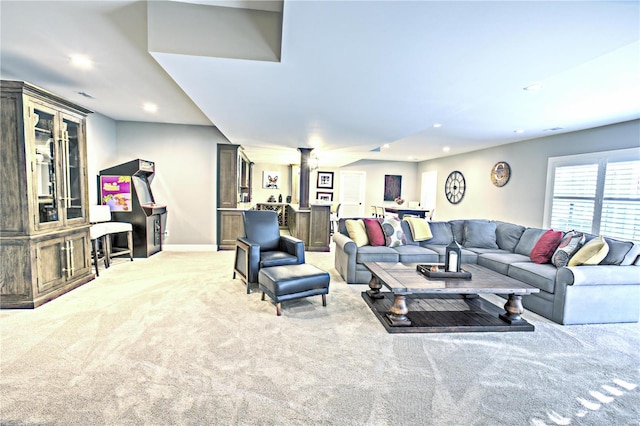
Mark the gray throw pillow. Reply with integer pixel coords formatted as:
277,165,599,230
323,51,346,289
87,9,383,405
449,220,465,245
495,221,526,252
463,220,498,249
599,238,634,265
423,221,453,245
514,228,547,256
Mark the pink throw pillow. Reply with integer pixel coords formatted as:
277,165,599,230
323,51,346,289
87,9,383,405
530,229,563,264
363,218,386,246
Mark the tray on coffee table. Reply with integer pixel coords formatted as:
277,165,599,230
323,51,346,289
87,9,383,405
417,264,472,279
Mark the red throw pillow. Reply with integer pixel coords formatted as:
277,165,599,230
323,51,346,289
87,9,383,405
363,218,386,246
530,229,563,264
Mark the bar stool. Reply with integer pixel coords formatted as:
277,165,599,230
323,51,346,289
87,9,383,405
103,221,134,263
89,221,109,276
89,205,111,276
89,205,133,271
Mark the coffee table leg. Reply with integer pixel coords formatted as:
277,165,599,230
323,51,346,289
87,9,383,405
499,294,526,324
366,275,384,299
385,294,412,327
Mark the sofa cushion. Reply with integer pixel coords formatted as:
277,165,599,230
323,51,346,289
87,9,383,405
514,227,547,256
530,229,562,264
381,216,405,247
599,238,634,265
395,245,439,263
508,262,558,294
421,222,453,245
569,236,609,266
355,245,399,263
400,220,419,246
450,220,465,245
463,220,498,249
495,221,526,252
363,218,386,246
478,252,531,275
551,231,585,267
621,244,640,266
422,245,478,264
345,219,369,247
405,217,433,241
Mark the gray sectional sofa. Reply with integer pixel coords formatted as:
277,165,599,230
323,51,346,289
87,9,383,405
333,218,640,325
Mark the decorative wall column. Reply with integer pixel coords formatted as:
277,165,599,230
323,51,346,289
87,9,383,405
298,148,313,209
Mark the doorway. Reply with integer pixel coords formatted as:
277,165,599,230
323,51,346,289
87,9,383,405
421,171,437,218
339,171,366,217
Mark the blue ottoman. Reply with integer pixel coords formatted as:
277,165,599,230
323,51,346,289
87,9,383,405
258,264,330,316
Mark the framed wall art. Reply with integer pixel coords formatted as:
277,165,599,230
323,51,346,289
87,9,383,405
317,171,334,189
316,191,333,202
263,171,280,189
384,174,402,201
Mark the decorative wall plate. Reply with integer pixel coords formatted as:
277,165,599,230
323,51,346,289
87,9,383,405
491,161,511,187
445,171,465,204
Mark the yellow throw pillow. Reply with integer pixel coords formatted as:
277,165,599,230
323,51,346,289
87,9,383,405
568,236,609,266
345,219,369,247
406,217,433,242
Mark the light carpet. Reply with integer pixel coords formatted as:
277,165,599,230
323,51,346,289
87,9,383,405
1,249,638,425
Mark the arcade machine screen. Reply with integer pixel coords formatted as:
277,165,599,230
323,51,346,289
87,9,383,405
132,175,154,206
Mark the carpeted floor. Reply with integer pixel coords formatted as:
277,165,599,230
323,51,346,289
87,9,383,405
1,249,638,425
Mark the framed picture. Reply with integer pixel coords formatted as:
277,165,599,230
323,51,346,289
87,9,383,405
384,174,402,201
263,171,280,189
316,191,333,202
317,171,334,189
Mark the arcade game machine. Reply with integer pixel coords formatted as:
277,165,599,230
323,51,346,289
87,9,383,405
99,159,168,258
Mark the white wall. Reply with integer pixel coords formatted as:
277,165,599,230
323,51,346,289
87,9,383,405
115,122,228,245
418,120,640,227
85,112,117,204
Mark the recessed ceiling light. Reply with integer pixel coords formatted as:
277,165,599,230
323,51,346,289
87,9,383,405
143,102,158,113
443,146,450,152
383,144,390,149
544,127,564,132
514,129,525,134
523,83,542,91
69,54,93,70
433,123,442,128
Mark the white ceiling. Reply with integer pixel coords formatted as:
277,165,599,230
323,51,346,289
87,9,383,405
2,1,639,167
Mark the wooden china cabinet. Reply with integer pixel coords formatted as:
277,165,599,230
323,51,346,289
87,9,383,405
217,144,253,249
1,80,94,308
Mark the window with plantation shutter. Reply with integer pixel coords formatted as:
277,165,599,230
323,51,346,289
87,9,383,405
545,148,640,244
600,160,640,241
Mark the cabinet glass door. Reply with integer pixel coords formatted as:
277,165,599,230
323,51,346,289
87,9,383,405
33,106,60,225
62,117,84,220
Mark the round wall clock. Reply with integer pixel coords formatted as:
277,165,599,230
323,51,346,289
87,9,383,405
491,161,511,187
445,171,465,204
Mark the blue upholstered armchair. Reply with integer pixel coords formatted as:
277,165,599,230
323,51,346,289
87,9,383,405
233,210,305,293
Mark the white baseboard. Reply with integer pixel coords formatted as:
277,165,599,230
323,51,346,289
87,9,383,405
163,244,218,252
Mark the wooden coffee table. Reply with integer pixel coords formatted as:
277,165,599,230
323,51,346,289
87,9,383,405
362,262,540,333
